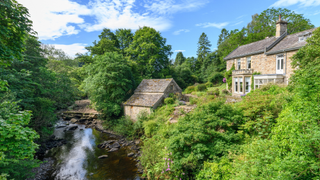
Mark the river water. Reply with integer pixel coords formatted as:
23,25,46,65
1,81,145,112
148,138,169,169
44,120,141,180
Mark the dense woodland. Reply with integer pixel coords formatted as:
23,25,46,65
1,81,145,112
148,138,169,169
0,0,319,179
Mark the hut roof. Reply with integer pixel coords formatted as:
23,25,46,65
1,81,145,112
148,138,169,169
123,93,163,107
134,78,175,93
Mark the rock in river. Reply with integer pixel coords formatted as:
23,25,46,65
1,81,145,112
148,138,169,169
70,118,78,123
98,155,108,159
109,141,120,149
127,153,134,157
67,126,78,131
108,148,119,152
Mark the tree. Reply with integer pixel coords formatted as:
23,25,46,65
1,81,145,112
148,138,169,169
0,93,40,179
174,52,186,66
115,28,134,56
0,0,33,66
246,8,314,42
86,28,120,56
126,26,173,81
82,52,135,117
196,33,211,74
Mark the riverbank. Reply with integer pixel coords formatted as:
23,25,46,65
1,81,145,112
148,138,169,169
31,99,144,179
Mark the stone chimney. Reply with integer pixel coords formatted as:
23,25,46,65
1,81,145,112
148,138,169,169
276,15,287,38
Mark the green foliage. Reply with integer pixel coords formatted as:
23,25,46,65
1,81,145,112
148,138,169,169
164,97,174,105
115,28,133,56
196,33,211,74
184,86,195,94
195,84,207,91
196,158,232,180
221,89,229,95
0,93,40,179
141,99,244,179
189,97,198,105
205,82,213,88
251,72,261,90
126,26,172,80
0,0,33,66
225,64,235,89
174,52,186,66
83,52,135,117
208,72,224,84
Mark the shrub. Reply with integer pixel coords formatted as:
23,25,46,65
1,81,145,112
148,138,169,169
207,91,213,95
222,89,229,95
190,97,198,105
208,72,224,84
225,64,235,90
164,97,174,105
213,88,220,96
195,84,207,91
184,86,195,94
205,82,213,87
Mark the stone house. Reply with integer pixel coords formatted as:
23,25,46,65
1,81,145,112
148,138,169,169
224,16,317,96
123,78,182,121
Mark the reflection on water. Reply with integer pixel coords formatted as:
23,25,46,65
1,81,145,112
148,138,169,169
46,121,140,180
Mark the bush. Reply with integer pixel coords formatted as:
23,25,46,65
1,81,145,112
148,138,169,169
195,84,207,91
208,72,224,84
205,82,213,87
164,97,174,105
222,89,229,95
213,88,220,96
184,86,195,94
190,97,198,105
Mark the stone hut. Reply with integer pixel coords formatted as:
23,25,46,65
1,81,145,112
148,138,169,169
224,15,318,96
123,78,182,121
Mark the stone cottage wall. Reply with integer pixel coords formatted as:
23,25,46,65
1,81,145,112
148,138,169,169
124,106,151,122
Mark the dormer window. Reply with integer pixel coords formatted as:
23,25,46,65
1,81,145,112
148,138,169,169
299,32,312,42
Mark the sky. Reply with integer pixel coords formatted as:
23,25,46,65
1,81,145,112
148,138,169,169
18,0,320,59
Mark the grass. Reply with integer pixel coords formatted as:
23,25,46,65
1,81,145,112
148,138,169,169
207,83,226,93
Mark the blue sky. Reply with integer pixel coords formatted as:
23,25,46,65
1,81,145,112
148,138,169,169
19,0,320,59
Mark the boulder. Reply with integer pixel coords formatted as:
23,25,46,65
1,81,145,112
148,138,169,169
127,153,134,157
108,148,119,152
98,155,108,159
68,126,78,131
109,142,120,149
70,118,78,123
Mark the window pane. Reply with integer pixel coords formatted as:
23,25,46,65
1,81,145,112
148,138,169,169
277,60,280,70
239,78,243,92
245,77,250,92
247,57,251,69
281,59,283,70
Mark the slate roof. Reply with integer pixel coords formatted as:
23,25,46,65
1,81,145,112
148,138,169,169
224,27,318,60
224,37,277,60
123,93,163,107
134,78,174,93
266,28,316,54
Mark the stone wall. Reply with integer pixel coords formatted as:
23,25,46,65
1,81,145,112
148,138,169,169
124,106,151,122
285,50,297,84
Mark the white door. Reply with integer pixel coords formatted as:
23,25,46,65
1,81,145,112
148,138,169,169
276,54,284,74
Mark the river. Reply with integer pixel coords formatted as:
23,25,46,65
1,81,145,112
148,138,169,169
43,120,141,180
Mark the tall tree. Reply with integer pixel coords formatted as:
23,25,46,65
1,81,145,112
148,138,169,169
196,32,211,73
174,52,186,66
0,0,33,66
115,28,134,56
82,52,135,117
126,26,172,81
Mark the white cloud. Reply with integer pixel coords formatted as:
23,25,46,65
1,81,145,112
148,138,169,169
174,50,185,52
236,15,246,19
271,0,320,7
20,0,209,40
196,22,229,29
81,0,171,32
51,43,88,57
144,0,208,15
232,21,244,26
173,29,190,35
19,0,91,40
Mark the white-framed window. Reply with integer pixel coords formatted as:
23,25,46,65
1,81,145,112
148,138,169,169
299,33,312,42
234,77,238,92
239,77,243,93
237,59,241,70
245,77,250,93
247,57,251,69
276,54,284,74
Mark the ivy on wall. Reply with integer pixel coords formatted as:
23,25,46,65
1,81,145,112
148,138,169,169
225,63,235,90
